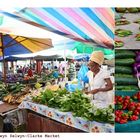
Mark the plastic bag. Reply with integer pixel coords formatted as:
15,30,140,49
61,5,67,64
65,83,83,92
53,71,59,78
78,64,89,83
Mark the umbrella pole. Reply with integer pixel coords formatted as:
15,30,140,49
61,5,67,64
0,33,6,85
2,48,6,84
64,42,67,84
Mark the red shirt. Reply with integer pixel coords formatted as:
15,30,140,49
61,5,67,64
28,69,33,77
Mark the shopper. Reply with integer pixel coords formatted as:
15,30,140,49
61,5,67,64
68,60,76,81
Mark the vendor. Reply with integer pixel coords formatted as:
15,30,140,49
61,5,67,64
27,67,33,77
85,51,113,105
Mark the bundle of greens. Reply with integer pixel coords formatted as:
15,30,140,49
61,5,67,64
135,33,140,41
115,40,124,48
115,20,130,26
32,89,114,123
115,29,133,37
115,8,140,13
0,84,7,100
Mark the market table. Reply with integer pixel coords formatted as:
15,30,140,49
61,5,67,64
0,102,18,116
115,91,140,132
0,102,18,132
115,13,140,49
19,101,114,133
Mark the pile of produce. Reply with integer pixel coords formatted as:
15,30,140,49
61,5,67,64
115,8,140,13
115,50,138,91
41,72,54,82
2,83,31,104
0,83,7,100
134,19,140,24
115,29,133,37
115,19,130,26
32,89,114,123
40,71,64,83
23,75,37,84
115,93,140,124
6,75,23,83
135,33,140,41
115,40,124,48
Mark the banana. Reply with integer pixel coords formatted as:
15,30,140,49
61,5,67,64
3,94,11,101
8,95,13,103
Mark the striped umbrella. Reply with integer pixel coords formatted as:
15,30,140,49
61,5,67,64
16,8,114,49
0,34,52,56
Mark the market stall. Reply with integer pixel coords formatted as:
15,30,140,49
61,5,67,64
0,34,53,83
0,8,115,133
18,87,114,133
0,48,115,132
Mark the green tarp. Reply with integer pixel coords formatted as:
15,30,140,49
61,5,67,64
72,42,114,59
0,16,3,25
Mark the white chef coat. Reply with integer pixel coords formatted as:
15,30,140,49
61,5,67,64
86,68,113,107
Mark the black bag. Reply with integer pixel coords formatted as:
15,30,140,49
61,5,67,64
3,122,14,132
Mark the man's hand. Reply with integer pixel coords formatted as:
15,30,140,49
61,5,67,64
85,91,89,94
90,89,99,94
84,89,100,95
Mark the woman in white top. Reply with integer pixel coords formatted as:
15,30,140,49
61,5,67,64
85,51,113,106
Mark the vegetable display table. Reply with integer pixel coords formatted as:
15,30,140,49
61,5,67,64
26,111,84,132
0,102,18,116
19,101,114,133
115,91,140,132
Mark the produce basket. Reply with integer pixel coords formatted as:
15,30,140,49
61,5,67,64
115,91,140,132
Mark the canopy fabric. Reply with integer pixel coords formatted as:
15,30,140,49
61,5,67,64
18,8,114,48
0,34,53,56
34,48,76,58
0,15,3,25
6,48,76,60
73,42,94,54
74,54,90,61
12,8,114,49
59,41,114,55
0,12,67,42
53,39,114,54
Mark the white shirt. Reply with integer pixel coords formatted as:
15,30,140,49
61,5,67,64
86,68,113,105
